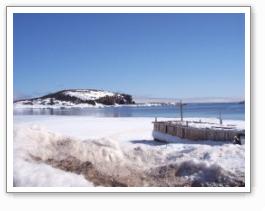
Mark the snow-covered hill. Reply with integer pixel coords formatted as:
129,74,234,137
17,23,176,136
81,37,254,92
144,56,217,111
14,89,135,108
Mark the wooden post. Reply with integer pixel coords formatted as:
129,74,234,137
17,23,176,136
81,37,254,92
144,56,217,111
219,111,223,125
180,100,183,121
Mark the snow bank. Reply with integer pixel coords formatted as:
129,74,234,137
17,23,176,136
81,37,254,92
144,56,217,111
13,116,245,187
14,160,93,187
13,125,94,187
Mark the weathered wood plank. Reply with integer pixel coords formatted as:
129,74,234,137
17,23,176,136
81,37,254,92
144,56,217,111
153,121,244,142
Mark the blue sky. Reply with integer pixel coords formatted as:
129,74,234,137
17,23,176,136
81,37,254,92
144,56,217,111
14,13,245,99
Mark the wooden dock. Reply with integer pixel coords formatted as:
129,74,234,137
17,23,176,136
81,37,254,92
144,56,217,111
153,120,245,142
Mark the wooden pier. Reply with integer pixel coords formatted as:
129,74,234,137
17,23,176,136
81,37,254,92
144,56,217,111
153,120,245,142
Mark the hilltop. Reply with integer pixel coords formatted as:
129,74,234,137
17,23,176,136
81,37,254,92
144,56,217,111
14,89,135,108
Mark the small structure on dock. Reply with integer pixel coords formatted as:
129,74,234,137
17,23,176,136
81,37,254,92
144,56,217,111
153,120,245,143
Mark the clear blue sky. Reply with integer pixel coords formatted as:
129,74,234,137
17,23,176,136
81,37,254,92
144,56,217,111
14,13,245,99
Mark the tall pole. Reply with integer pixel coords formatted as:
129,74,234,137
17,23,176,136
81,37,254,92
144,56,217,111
219,111,223,125
180,100,183,121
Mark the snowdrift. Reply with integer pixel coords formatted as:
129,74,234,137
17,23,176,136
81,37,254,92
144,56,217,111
13,117,245,187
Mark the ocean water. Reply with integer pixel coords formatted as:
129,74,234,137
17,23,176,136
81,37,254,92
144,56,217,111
14,103,245,120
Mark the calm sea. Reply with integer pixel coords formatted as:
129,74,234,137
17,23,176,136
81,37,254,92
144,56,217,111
14,103,245,120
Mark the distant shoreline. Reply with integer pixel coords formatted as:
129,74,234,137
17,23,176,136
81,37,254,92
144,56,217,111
13,101,245,109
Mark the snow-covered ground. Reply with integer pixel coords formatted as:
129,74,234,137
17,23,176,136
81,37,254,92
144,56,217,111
13,116,245,187
155,118,245,130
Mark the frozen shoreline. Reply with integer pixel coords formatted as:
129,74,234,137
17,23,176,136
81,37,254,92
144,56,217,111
13,116,245,187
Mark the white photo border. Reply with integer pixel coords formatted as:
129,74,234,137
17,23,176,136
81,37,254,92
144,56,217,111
6,6,251,193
